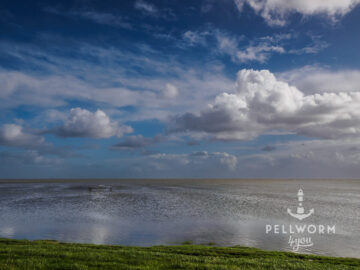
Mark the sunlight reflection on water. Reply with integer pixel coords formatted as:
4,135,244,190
0,179,359,258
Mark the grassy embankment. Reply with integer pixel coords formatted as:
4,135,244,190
0,238,359,269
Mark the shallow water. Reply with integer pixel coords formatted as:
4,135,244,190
0,179,359,258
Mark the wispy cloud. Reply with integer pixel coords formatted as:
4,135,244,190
288,35,329,54
182,30,211,46
45,7,132,29
181,29,327,63
134,0,176,20
134,0,159,15
0,38,233,122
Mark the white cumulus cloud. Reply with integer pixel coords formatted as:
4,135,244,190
51,108,133,138
171,69,360,140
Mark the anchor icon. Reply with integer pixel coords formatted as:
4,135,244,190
287,189,314,220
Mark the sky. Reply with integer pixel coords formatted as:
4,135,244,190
1,0,360,179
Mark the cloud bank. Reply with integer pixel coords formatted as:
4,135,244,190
171,69,360,140
145,151,238,172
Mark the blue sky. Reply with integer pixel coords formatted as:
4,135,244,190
2,0,360,178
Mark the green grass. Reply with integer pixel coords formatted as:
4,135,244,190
0,238,359,269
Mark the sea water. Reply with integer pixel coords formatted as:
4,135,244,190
0,179,359,258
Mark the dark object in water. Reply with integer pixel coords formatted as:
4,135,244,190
88,185,112,192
